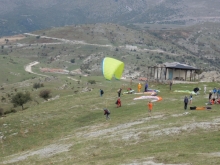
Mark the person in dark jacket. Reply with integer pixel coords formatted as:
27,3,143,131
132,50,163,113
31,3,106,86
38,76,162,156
117,88,122,97
100,89,104,97
103,108,110,120
184,96,188,110
209,91,213,100
144,82,148,92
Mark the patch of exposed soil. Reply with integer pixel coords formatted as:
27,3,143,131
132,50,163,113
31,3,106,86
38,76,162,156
122,158,189,165
0,34,25,44
2,144,72,164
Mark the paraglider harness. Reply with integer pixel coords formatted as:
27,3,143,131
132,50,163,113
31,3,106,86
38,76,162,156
193,87,199,93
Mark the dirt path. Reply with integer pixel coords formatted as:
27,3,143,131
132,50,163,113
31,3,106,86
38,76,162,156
24,61,48,77
67,77,80,82
24,33,179,56
24,33,112,48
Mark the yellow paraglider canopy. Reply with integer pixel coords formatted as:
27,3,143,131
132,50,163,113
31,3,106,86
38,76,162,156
102,57,124,80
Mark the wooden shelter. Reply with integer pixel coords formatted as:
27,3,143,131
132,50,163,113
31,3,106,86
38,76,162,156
147,62,200,81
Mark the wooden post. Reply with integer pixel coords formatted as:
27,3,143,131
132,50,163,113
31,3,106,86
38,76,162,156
185,70,187,81
190,70,192,81
147,67,149,79
150,67,152,79
165,68,167,80
154,67,156,80
157,67,159,79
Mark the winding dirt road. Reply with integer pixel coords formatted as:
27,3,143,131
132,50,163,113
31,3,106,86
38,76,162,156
24,61,48,77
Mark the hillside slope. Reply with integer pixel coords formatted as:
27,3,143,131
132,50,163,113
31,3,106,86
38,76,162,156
1,0,220,36
1,22,220,165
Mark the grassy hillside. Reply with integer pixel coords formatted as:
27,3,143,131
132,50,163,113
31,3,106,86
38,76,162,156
144,22,220,71
0,23,220,164
1,74,220,164
1,23,219,87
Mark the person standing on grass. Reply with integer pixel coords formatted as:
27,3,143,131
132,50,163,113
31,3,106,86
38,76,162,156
209,91,213,100
213,87,217,98
103,108,110,120
144,82,148,92
189,94,193,104
204,86,207,94
169,80,173,91
116,97,121,108
117,88,122,97
184,96,188,110
100,89,104,97
148,101,153,116
138,83,142,93
217,88,220,99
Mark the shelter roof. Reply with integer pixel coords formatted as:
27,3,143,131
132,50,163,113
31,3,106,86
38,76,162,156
164,62,198,70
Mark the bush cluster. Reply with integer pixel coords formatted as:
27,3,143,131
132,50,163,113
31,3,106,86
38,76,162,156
88,80,96,84
39,89,51,100
0,107,4,116
33,83,44,89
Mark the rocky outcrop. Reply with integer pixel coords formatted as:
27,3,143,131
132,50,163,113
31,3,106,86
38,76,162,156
199,71,220,82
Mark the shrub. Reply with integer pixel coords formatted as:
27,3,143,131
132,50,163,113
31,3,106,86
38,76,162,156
39,89,51,100
11,92,32,110
4,108,17,115
88,80,96,84
33,83,41,89
0,107,4,116
33,83,44,89
1,96,6,102
70,58,75,63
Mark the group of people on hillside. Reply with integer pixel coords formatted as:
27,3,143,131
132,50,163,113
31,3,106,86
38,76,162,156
102,82,219,120
101,87,122,120
102,81,153,120
207,87,220,105
183,86,220,110
137,82,149,92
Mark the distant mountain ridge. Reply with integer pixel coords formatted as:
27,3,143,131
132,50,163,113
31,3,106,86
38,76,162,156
0,0,220,36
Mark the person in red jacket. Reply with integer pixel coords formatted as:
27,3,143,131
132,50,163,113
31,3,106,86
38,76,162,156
116,97,121,108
